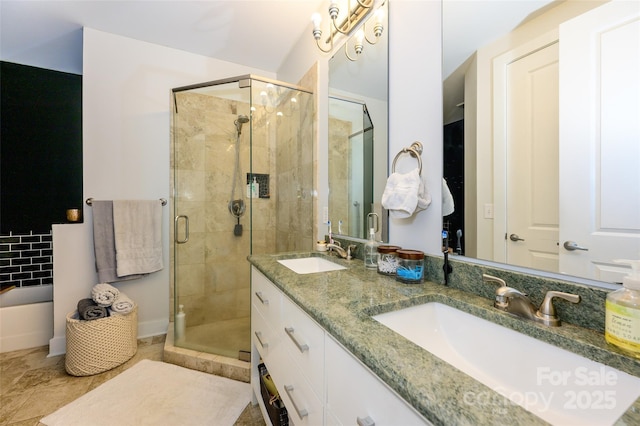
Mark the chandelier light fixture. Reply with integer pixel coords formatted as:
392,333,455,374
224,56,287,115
311,0,385,61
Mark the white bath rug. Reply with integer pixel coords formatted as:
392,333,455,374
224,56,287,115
41,359,251,426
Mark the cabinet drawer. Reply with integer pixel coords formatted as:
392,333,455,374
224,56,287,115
281,294,325,396
252,303,281,364
252,267,282,327
326,337,430,426
274,350,324,426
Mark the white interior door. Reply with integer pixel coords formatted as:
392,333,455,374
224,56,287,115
506,43,560,272
559,0,640,282
495,41,560,272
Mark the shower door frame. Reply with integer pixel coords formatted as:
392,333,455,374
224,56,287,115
170,74,314,358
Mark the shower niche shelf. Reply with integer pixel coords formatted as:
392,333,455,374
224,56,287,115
247,173,270,199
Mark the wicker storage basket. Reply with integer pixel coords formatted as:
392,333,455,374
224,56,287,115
65,305,138,376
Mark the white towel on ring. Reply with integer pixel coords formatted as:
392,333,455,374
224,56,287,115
381,168,432,219
91,283,120,307
109,292,135,315
442,178,455,216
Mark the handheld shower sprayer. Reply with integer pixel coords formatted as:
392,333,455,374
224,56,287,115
229,114,250,236
234,114,250,135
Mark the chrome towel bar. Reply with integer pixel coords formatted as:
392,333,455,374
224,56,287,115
86,198,167,206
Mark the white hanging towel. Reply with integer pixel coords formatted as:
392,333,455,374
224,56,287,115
442,178,455,216
113,200,163,277
381,168,432,219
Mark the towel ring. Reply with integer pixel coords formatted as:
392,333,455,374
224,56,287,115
392,141,423,175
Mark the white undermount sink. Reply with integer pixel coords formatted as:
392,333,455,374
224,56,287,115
277,257,346,274
373,302,640,425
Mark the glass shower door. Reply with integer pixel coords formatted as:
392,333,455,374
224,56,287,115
172,80,252,359
170,75,314,360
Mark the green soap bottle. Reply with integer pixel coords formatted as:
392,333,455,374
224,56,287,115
605,259,640,358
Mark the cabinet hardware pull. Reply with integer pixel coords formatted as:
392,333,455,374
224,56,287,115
357,416,376,426
284,385,309,419
255,291,269,305
254,331,268,349
284,327,309,353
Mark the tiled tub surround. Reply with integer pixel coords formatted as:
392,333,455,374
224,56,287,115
248,252,640,425
0,231,53,290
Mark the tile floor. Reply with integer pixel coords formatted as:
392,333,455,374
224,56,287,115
0,335,265,426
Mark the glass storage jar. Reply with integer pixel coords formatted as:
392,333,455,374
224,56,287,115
395,249,425,284
377,245,402,275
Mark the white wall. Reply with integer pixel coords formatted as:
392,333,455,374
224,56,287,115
49,28,275,356
387,0,442,254
281,0,443,255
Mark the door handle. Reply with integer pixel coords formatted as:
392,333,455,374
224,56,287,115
563,241,588,251
174,215,189,244
509,234,525,242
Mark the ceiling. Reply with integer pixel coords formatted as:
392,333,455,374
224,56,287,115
1,0,558,110
0,0,325,75
1,0,558,76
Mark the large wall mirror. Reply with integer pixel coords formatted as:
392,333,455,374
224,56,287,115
328,1,388,241
443,0,639,285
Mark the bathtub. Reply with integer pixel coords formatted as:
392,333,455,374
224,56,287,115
0,285,54,353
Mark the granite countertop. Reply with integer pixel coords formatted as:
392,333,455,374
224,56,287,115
248,252,640,426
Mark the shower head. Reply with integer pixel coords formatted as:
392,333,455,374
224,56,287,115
234,114,250,135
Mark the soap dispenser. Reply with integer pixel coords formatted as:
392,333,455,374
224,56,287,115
247,177,259,198
176,304,186,341
364,227,379,270
605,259,640,358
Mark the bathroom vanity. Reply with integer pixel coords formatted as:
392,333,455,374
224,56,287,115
249,253,640,425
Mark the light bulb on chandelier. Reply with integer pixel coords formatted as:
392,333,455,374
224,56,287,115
311,0,384,60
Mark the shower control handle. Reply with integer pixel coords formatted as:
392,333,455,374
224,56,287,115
284,327,309,353
174,215,189,244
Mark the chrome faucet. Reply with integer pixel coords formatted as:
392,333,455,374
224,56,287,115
327,242,348,259
482,274,581,326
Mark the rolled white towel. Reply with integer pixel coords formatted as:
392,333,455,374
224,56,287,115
91,283,120,307
110,292,135,315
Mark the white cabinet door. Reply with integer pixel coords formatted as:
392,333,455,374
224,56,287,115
559,0,640,282
326,336,430,426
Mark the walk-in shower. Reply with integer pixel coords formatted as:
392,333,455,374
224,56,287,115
170,75,314,361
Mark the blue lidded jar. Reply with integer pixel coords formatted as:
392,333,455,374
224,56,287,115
395,249,425,284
